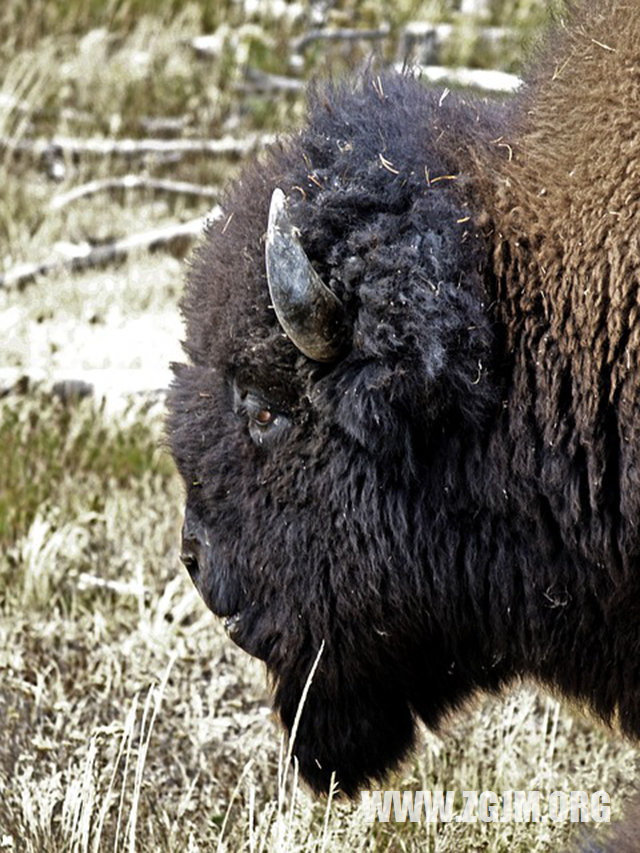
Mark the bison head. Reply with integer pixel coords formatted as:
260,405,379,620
167,74,501,795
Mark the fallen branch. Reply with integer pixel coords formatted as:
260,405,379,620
237,68,305,94
401,63,522,93
400,22,515,66
292,25,391,54
0,212,220,290
0,132,275,160
49,175,220,211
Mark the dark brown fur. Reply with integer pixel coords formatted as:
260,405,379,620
167,1,640,842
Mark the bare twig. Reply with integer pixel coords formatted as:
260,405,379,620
0,213,218,289
49,176,220,211
0,133,275,160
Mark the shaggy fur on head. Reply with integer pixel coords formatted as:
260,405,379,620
168,0,640,806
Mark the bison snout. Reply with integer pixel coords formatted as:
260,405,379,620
180,511,209,585
180,537,202,583
179,509,242,619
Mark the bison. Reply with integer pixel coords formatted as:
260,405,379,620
167,0,640,813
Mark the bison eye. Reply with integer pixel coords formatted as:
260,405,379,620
233,385,291,446
253,408,274,426
248,407,290,446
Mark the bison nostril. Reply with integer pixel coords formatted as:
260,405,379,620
180,541,201,582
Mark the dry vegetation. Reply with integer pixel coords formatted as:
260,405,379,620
1,0,638,850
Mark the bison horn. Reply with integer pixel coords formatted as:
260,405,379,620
265,188,349,362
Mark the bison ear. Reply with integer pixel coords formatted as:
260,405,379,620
265,188,350,363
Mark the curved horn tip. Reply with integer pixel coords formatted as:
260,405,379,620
265,186,349,363
268,188,287,232
270,186,286,208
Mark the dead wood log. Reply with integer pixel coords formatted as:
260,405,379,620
0,133,275,160
292,25,391,54
237,68,305,94
0,212,219,290
400,63,521,93
48,176,220,211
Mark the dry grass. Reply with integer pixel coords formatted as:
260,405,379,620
2,0,637,851
1,418,637,850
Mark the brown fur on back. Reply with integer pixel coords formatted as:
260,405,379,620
482,0,640,580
